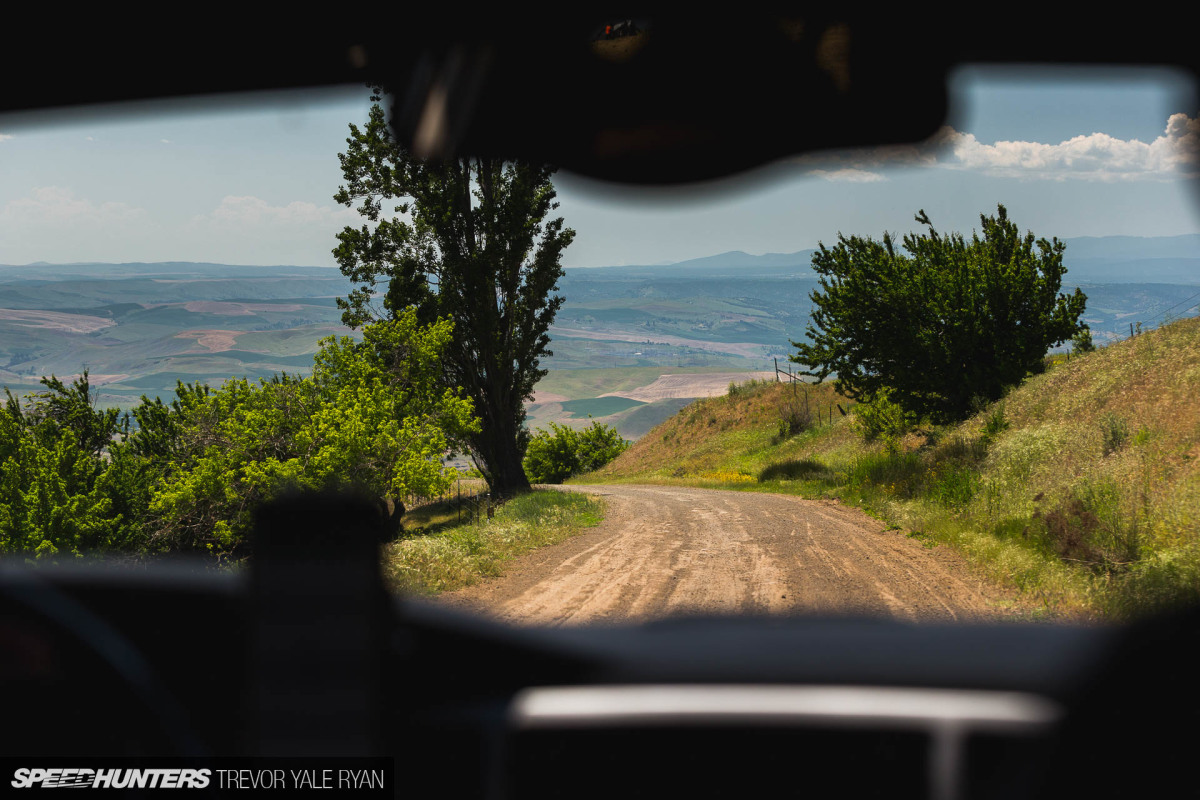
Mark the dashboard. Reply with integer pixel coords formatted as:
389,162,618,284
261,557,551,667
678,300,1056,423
3,491,1195,798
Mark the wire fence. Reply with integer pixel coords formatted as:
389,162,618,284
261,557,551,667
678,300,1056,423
772,358,847,428
402,478,493,523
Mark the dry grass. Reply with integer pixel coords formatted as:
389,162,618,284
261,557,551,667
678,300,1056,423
383,490,604,595
593,378,854,479
586,318,1200,619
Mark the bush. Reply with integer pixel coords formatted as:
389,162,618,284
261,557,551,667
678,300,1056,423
928,463,981,506
1101,413,1129,456
981,403,1009,442
1032,482,1141,571
523,421,629,484
852,387,917,442
790,205,1088,422
1071,326,1096,354
775,394,813,441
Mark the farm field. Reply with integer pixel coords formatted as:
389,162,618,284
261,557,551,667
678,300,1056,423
524,367,780,441
0,262,354,406
1,243,1197,428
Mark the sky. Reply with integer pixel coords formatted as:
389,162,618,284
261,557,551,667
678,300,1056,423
0,66,1197,268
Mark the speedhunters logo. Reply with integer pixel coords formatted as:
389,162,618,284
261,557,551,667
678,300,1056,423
11,768,211,789
3,760,391,795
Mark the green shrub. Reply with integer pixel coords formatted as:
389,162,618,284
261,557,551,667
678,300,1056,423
523,421,629,484
1100,413,1129,456
1071,326,1096,354
928,463,981,506
1032,481,1142,572
775,395,813,441
981,403,1010,441
852,387,917,442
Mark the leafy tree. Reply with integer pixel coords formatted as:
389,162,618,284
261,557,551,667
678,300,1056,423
523,421,629,484
333,94,575,496
16,372,126,457
0,374,144,557
790,205,1087,422
145,312,477,557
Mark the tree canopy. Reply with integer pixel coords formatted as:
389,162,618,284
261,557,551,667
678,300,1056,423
0,312,476,561
790,205,1088,422
333,95,575,496
0,374,141,557
145,311,477,557
523,421,629,484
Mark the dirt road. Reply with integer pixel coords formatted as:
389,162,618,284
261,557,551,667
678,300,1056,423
436,485,1021,625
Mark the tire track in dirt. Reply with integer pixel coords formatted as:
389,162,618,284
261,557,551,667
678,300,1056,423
435,485,1023,625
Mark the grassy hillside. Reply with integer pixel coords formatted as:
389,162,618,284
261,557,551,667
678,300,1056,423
589,317,1200,619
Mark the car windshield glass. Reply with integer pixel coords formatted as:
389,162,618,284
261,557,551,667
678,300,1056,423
1,67,1197,624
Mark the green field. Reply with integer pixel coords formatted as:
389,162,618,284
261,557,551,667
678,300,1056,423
560,396,647,418
609,398,695,439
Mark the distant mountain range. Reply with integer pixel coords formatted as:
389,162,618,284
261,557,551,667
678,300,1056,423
6,232,1198,284
571,233,1200,284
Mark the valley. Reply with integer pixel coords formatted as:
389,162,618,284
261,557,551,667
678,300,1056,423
1,235,1196,442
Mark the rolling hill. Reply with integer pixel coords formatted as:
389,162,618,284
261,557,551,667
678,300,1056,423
1,234,1196,429
589,315,1200,618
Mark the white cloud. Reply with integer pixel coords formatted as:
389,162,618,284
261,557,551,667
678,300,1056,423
798,113,1200,182
1,186,144,226
160,138,171,144
0,133,13,143
808,168,887,183
192,195,359,229
177,195,364,264
0,187,147,263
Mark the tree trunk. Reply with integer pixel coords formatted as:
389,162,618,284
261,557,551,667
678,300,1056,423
472,433,531,497
469,398,531,498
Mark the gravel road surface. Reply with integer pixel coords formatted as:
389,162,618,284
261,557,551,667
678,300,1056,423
436,484,1020,625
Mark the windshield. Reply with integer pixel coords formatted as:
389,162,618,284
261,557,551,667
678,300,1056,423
1,66,1197,624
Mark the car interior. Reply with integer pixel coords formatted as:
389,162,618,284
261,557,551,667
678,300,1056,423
2,9,1198,799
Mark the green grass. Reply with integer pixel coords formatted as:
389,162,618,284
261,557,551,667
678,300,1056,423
610,398,695,439
383,490,605,595
586,320,1200,620
560,396,647,418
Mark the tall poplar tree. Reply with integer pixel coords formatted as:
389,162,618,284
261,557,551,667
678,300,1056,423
333,95,574,495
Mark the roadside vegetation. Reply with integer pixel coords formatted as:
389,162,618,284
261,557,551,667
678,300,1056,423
0,310,477,562
0,309,611,581
589,316,1200,619
2,97,598,573
523,420,629,484
384,489,604,594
